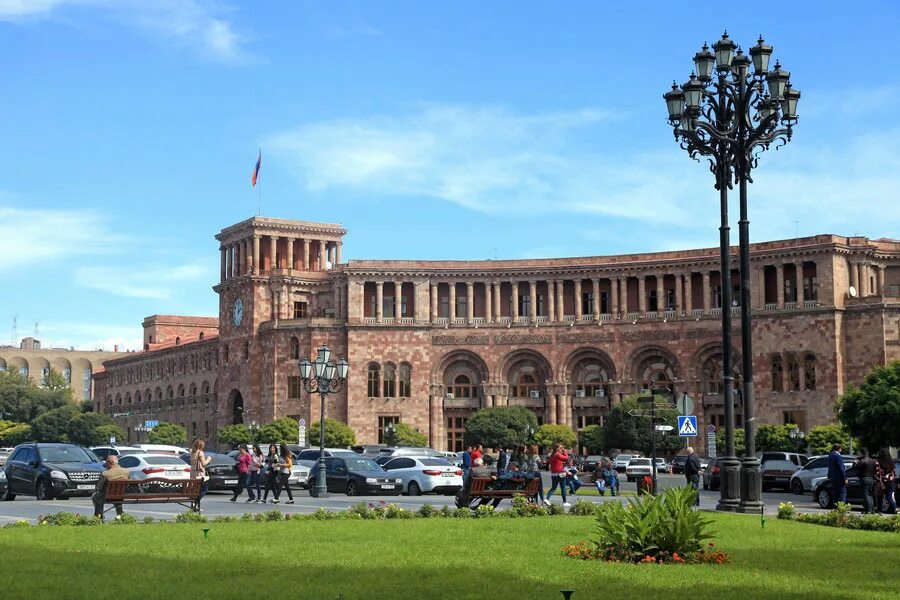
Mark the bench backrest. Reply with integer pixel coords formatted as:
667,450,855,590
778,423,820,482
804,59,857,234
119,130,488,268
106,478,201,500
469,477,491,493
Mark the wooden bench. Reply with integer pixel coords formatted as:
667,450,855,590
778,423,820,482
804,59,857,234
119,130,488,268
460,477,542,509
103,478,202,512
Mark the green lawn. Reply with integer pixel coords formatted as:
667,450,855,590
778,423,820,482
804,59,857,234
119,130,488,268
1,514,898,599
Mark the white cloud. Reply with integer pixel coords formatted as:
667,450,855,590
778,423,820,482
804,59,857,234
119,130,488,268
74,262,212,300
0,0,248,63
0,205,121,273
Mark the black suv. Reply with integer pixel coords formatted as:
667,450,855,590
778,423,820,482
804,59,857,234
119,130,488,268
2,443,104,501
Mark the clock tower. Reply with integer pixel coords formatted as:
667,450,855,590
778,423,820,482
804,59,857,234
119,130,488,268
213,216,348,430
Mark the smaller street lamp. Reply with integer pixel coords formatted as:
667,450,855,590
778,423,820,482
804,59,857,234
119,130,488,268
298,346,349,499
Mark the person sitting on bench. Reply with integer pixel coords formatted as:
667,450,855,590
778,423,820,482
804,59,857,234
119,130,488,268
92,455,129,520
484,463,526,508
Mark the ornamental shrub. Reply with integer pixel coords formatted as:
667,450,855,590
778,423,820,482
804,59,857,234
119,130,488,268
777,502,796,520
175,511,208,523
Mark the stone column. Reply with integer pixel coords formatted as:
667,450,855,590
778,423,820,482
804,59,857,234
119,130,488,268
430,283,438,322
301,239,309,270
776,265,784,308
375,281,384,323
675,273,683,314
796,262,804,303
242,239,250,275
547,391,557,424
252,236,260,275
220,247,227,282
319,240,327,270
336,242,343,265
593,278,601,319
547,280,555,322
610,277,619,316
859,263,869,296
702,272,711,311
286,237,294,271
684,273,693,313
656,274,665,312
449,282,457,320
638,276,646,314
511,281,519,320
849,260,858,291
485,282,493,323
621,277,629,315
556,280,564,321
395,281,403,321
493,282,502,321
269,236,278,272
529,281,538,321
574,279,582,318
466,282,474,323
429,394,442,450
877,265,885,296
556,394,566,426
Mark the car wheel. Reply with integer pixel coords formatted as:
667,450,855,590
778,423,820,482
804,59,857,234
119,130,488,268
345,481,358,496
35,478,53,501
791,479,804,495
2,486,15,501
407,481,421,496
816,487,832,509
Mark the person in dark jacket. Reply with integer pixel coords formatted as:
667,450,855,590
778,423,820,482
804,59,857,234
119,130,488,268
684,447,702,506
461,445,473,481
856,447,877,514
496,446,512,476
875,448,897,514
827,443,848,506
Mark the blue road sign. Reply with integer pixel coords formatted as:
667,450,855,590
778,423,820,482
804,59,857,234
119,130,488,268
677,415,698,437
145,420,159,428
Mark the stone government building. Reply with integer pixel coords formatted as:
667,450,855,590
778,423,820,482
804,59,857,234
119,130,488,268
94,216,900,451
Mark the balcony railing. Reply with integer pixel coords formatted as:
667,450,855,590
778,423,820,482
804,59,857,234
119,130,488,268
802,300,819,308
497,316,511,324
708,307,722,316
434,317,449,325
763,303,778,311
646,311,659,319
534,316,549,323
691,309,704,318
563,315,576,322
664,310,676,319
472,317,486,324
514,317,529,325
580,314,594,322
363,317,376,324
783,301,797,310
400,317,414,324
600,313,613,321
452,317,467,325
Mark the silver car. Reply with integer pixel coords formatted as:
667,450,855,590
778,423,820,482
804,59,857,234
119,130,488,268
788,454,855,494
380,456,463,496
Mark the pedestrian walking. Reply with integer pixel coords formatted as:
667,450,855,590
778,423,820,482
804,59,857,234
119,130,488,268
827,443,848,507
230,444,252,502
684,447,701,506
246,444,264,502
856,447,877,514
875,448,897,514
190,438,212,512
545,443,570,507
262,444,279,503
471,445,483,464
497,446,512,476
272,443,295,504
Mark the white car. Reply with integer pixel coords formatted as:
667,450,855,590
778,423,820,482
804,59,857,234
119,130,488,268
117,453,192,480
381,456,464,496
625,458,653,482
295,448,358,470
613,454,638,472
134,444,189,455
90,446,146,461
654,458,667,472
289,463,311,488
789,454,855,494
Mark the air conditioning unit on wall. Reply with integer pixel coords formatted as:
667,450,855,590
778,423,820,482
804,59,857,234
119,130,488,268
529,390,541,399
446,392,454,400
595,389,605,398
575,389,585,398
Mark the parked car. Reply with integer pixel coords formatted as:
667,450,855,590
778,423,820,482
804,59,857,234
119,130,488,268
90,446,146,461
759,452,808,467
134,444,188,455
702,458,725,491
0,450,11,468
2,443,103,500
295,448,357,470
375,447,444,460
351,445,390,456
761,459,802,491
381,457,463,495
582,455,608,473
222,450,311,489
441,451,462,466
613,454,638,472
118,453,191,481
0,469,7,497
670,455,688,474
305,456,403,496
198,452,239,490
811,466,863,509
625,458,653,482
789,455,855,494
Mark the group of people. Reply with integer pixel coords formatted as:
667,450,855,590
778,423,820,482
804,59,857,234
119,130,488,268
828,444,897,514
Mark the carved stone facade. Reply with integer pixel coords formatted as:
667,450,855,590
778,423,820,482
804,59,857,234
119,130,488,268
95,216,900,452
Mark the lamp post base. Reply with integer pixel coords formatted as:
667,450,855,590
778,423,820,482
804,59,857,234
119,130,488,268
715,455,742,512
736,456,763,513
309,487,329,499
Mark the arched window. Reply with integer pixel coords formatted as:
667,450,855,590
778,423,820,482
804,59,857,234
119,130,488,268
804,354,816,391
771,355,784,392
289,337,300,360
383,363,396,398
787,354,800,391
175,336,181,345
452,374,475,398
125,393,131,405
199,332,205,340
398,364,412,398
243,341,250,361
367,363,380,398
511,373,538,398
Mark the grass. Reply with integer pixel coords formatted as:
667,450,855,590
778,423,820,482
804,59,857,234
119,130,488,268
573,486,635,497
2,513,898,599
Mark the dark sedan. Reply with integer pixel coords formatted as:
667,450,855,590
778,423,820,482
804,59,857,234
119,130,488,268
670,455,688,474
813,462,900,511
306,456,402,496
179,452,240,491
761,459,801,491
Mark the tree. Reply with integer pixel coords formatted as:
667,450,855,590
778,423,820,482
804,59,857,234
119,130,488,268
0,369,67,422
755,424,803,452
258,417,299,445
43,367,73,401
79,400,94,413
30,405,80,442
804,424,855,456
839,361,900,449
383,422,427,447
534,424,577,450
308,418,356,448
0,420,31,445
66,412,123,446
715,428,746,455
601,396,683,456
464,406,538,449
148,422,187,445
217,424,254,447
579,424,605,454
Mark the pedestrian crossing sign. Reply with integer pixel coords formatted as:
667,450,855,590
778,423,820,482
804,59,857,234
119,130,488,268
677,415,698,437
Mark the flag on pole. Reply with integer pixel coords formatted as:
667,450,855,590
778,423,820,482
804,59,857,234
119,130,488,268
251,149,261,187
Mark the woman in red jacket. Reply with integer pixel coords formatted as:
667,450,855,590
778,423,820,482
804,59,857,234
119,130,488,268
545,443,571,507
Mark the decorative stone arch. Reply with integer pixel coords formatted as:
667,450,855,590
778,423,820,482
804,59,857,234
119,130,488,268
31,356,50,384
500,349,552,399
383,361,397,398
51,357,72,384
563,347,616,401
125,392,132,405
227,388,245,424
433,350,489,385
115,393,122,406
625,345,681,391
398,362,412,398
689,342,742,394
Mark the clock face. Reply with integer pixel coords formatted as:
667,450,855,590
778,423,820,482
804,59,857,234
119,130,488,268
232,298,244,327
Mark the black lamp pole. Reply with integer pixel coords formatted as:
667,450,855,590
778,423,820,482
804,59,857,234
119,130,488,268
664,32,799,512
299,346,349,499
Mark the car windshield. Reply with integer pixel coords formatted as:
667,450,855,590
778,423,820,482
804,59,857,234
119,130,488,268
419,458,451,467
40,446,96,463
617,455,633,461
344,458,382,471
631,459,652,466
764,460,796,470
144,456,189,466
119,449,144,455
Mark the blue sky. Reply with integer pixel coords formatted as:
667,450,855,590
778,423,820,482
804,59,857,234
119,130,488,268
1,1,899,351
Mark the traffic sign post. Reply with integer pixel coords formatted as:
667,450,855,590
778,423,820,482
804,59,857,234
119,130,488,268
298,419,307,447
677,415,698,437
676,394,694,415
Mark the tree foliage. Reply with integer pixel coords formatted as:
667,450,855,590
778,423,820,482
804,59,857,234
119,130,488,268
308,418,356,448
602,396,683,456
0,368,69,422
66,412,124,446
30,405,80,442
217,424,254,447
148,422,187,445
0,420,32,445
755,424,803,452
579,425,605,454
804,424,855,456
383,422,428,447
838,361,900,449
715,428,746,455
258,417,299,445
43,368,73,401
534,424,577,450
463,406,538,449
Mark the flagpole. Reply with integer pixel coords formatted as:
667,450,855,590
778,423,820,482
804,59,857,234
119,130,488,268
257,148,262,216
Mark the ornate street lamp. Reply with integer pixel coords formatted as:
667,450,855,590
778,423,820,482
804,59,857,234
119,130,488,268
664,32,799,513
299,346,349,498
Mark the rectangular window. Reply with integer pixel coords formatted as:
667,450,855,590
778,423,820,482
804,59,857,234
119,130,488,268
712,286,722,308
583,291,593,316
665,289,675,311
600,291,609,314
377,415,400,444
804,275,818,301
439,295,449,318
784,278,796,303
369,296,377,318
383,296,395,317
288,376,303,399
445,414,467,452
456,295,467,318
82,368,92,400
536,294,545,316
519,294,530,317
293,301,308,319
401,296,409,317
648,290,658,312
